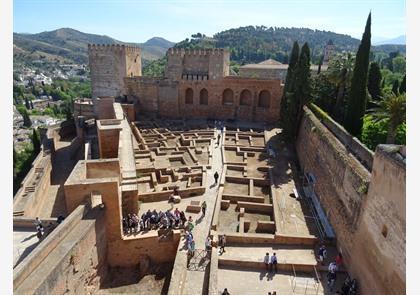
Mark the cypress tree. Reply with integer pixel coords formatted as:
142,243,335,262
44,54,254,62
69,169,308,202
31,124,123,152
32,129,41,154
280,42,300,131
22,109,32,127
399,75,406,93
367,62,382,100
291,42,312,138
392,80,400,95
317,56,323,74
24,97,30,110
343,13,371,137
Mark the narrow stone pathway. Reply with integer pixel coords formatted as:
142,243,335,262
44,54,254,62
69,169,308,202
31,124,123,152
180,127,224,295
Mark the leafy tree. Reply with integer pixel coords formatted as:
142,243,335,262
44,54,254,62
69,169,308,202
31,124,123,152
368,93,406,144
343,13,371,137
312,73,336,114
367,62,382,100
392,56,406,73
399,75,406,93
327,52,355,121
32,128,41,154
361,116,405,150
392,79,400,95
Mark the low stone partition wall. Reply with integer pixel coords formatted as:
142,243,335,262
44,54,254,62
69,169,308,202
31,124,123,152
167,238,188,295
218,257,317,273
139,185,206,202
256,220,276,234
236,201,273,214
222,194,265,204
274,233,318,246
223,232,275,244
208,247,219,295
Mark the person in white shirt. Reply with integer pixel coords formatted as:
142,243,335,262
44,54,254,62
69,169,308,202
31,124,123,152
263,253,270,271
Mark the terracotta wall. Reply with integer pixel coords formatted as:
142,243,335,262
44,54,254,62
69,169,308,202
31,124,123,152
296,107,405,294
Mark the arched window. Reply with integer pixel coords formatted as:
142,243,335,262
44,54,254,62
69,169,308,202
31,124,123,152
222,88,234,106
185,88,193,104
199,88,208,105
258,90,271,108
240,89,252,106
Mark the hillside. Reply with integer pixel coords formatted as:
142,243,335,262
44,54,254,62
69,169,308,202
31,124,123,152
175,26,405,64
13,28,174,66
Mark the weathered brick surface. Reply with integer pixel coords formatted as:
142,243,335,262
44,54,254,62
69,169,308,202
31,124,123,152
296,107,405,295
89,44,141,98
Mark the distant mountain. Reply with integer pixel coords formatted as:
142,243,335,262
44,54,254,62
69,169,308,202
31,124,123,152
13,28,174,66
373,35,406,45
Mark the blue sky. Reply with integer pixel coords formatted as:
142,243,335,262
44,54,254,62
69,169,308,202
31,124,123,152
13,0,406,43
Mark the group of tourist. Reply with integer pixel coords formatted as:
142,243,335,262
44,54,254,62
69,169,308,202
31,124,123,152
122,208,188,234
263,253,278,273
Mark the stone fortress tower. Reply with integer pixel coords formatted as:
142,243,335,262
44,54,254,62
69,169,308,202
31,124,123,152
322,39,335,64
88,44,141,98
165,48,230,81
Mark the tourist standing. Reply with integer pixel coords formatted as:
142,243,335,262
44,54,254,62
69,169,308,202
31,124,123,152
214,171,219,184
219,234,226,254
264,252,270,271
201,201,207,216
34,217,43,230
217,134,221,146
270,253,278,273
187,216,194,232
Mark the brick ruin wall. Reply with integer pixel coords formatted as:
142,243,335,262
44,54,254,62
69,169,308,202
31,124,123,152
14,205,108,295
166,48,229,80
296,106,405,295
351,146,406,295
239,67,287,80
124,76,282,123
89,44,141,98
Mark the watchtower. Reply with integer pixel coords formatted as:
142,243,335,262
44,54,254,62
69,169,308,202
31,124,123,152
165,48,230,81
323,40,335,65
88,44,141,98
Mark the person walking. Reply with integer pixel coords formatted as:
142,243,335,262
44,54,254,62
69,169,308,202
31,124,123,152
217,134,221,146
335,252,343,270
201,201,207,216
264,252,270,271
219,234,226,254
318,245,327,265
34,217,43,230
214,171,219,185
221,288,230,295
270,253,278,273
187,216,194,232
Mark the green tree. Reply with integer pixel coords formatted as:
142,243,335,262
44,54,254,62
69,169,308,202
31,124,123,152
367,62,382,100
327,52,355,121
24,97,30,110
343,13,371,137
369,93,406,144
280,41,300,133
32,129,41,154
21,109,32,127
399,75,406,94
283,42,312,140
392,79,400,95
392,56,406,73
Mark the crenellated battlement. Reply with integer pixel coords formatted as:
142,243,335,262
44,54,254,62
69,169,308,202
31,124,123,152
168,47,228,56
88,43,141,53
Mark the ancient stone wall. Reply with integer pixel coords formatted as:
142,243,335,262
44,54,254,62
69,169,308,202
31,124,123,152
165,48,229,81
14,205,108,295
124,76,282,123
350,145,406,295
296,106,370,280
88,44,141,98
296,107,405,294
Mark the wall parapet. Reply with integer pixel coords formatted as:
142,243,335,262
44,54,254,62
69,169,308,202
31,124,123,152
308,103,374,171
